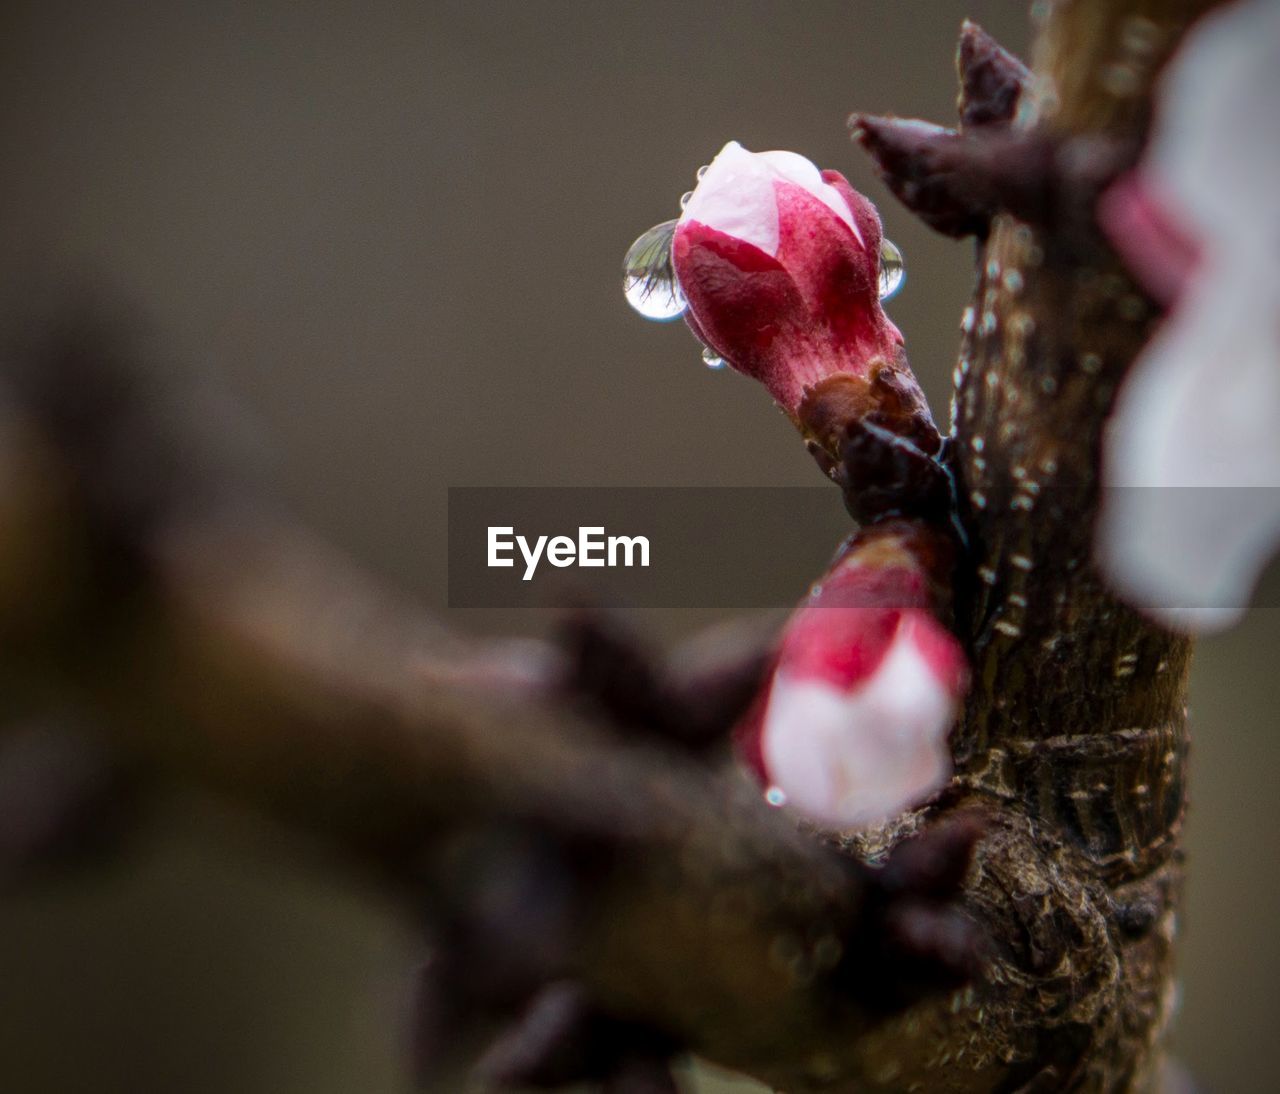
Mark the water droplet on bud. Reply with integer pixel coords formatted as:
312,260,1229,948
623,219,687,321
696,164,709,180
701,346,725,369
679,190,693,209
765,787,788,808
878,237,905,301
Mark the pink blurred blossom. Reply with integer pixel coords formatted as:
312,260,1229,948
1097,0,1280,631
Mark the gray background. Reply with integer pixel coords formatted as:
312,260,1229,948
0,2,1275,1091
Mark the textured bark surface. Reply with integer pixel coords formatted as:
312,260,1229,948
837,2,1220,1090
0,1,1233,1092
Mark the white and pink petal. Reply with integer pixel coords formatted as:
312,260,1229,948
671,140,902,414
759,610,964,830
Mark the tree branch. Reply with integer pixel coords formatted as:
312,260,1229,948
0,315,987,1091
839,1,1226,1089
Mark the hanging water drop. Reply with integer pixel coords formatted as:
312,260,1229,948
622,219,687,321
878,237,905,301
701,346,725,369
765,786,788,808
695,164,709,180
679,190,694,209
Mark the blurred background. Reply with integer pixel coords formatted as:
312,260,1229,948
0,1,1276,1090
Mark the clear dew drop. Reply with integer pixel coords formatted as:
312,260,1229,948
679,190,693,209
878,237,905,301
622,219,687,321
695,164,709,180
765,786,789,808
701,346,725,369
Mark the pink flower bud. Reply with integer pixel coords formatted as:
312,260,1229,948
673,142,933,458
737,527,967,830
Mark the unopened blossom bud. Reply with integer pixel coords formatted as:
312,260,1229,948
1096,0,1280,631
673,141,941,467
737,525,967,830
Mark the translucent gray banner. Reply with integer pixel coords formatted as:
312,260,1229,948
448,487,853,609
446,486,1280,612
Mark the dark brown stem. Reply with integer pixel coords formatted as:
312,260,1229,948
842,2,1231,1090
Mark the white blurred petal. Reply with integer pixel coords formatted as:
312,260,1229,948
1100,276,1280,630
760,627,955,830
1099,0,1280,630
1148,0,1280,243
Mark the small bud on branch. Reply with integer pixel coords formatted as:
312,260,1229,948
736,522,966,830
671,141,941,472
